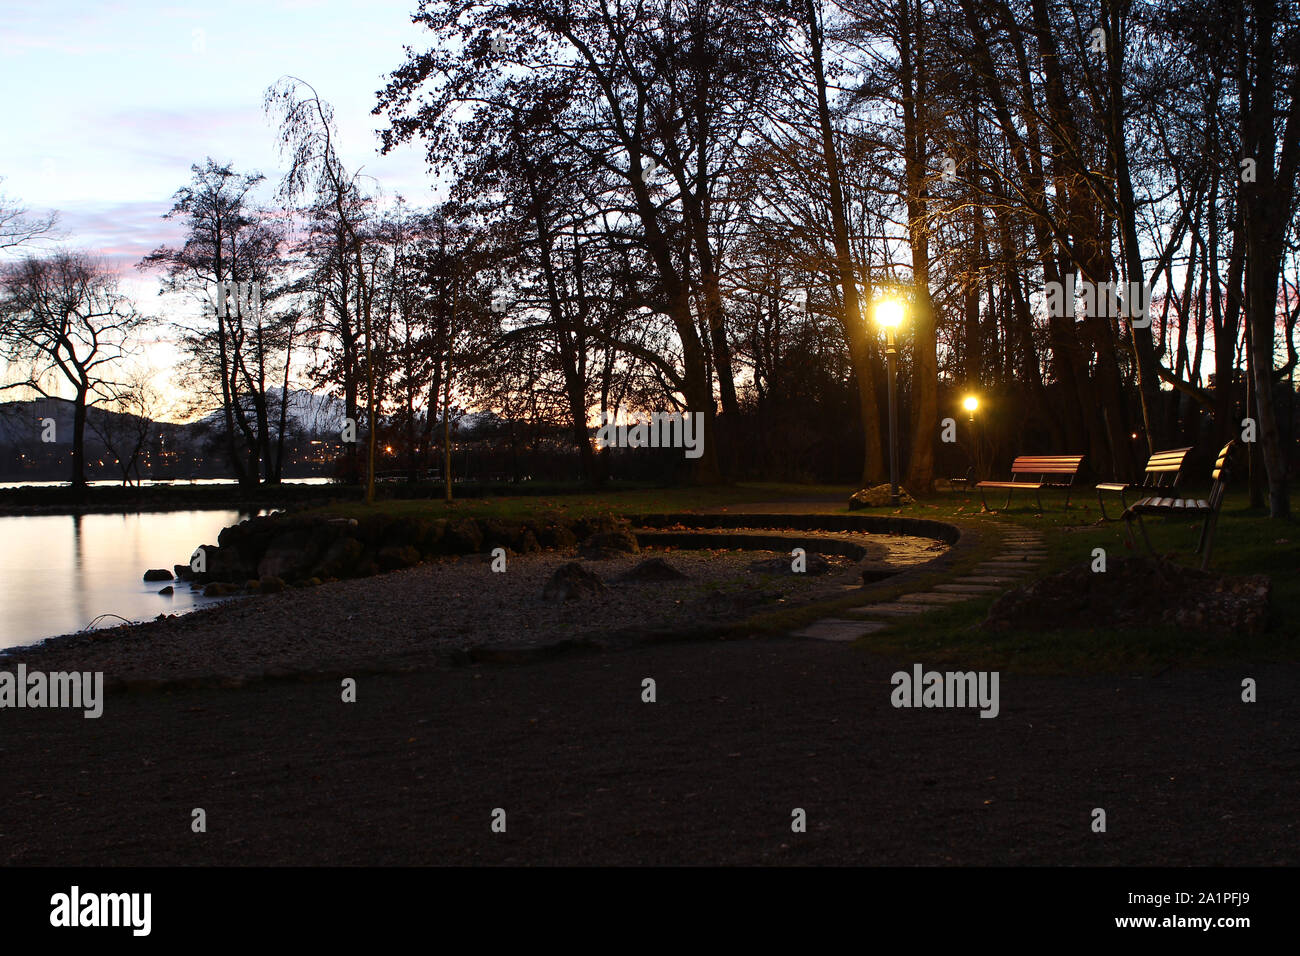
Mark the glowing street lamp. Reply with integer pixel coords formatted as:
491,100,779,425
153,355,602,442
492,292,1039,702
962,393,983,482
875,296,907,506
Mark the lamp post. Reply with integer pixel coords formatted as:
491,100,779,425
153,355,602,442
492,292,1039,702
875,297,905,506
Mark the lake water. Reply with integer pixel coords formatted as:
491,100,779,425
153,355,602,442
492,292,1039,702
0,509,264,652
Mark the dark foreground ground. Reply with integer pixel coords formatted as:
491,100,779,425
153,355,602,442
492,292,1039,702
2,636,1295,866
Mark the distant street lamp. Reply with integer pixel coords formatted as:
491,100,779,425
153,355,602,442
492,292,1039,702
875,296,906,506
963,394,979,421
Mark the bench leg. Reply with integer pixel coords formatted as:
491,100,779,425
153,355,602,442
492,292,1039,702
1035,489,1043,512
1098,491,1111,522
1199,512,1222,571
1133,512,1158,559
979,487,990,512
1005,488,1013,510
1195,510,1211,554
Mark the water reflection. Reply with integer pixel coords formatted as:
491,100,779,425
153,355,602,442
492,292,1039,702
0,510,263,651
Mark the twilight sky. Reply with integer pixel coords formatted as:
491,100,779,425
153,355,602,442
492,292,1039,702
1,0,438,272
1,0,444,415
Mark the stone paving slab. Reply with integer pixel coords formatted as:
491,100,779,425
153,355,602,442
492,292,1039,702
954,575,1019,584
896,592,970,604
933,583,1001,593
793,619,888,641
846,602,929,616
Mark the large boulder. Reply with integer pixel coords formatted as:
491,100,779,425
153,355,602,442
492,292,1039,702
256,529,321,580
542,562,607,602
618,557,688,582
442,518,484,554
747,552,833,575
480,519,541,555
377,544,421,571
310,537,365,579
580,529,640,559
194,544,255,583
535,522,579,551
143,568,173,582
849,484,915,509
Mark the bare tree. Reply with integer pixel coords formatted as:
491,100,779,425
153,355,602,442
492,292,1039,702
0,178,59,255
88,370,161,486
266,76,381,503
0,251,145,487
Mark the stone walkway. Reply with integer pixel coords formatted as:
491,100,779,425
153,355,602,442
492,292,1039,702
791,526,1046,641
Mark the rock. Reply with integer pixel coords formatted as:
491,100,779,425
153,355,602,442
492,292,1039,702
984,557,1271,636
542,562,607,602
197,544,255,583
143,568,173,582
310,537,364,579
580,529,640,559
203,582,241,597
535,522,579,550
848,484,915,509
377,545,421,571
475,520,541,555
748,553,833,575
258,576,286,594
442,518,484,554
573,514,627,539
257,529,320,580
618,557,689,582
157,585,174,596
173,563,195,582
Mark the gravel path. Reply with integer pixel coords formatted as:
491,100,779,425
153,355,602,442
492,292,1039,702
2,638,1294,865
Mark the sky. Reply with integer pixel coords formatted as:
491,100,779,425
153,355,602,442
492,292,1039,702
0,0,444,416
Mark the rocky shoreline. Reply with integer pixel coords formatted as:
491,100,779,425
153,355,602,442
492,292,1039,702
10,513,951,685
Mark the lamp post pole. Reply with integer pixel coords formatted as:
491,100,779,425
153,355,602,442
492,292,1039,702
885,325,900,506
964,395,981,482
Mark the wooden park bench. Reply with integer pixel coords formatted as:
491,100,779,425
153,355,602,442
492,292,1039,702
1122,441,1235,570
1096,446,1192,521
977,454,1085,511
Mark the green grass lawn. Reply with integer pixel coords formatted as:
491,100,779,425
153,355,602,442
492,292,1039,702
836,484,1300,673
310,481,857,522
313,479,1298,673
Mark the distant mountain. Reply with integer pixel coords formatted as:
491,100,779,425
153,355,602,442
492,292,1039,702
194,388,349,436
